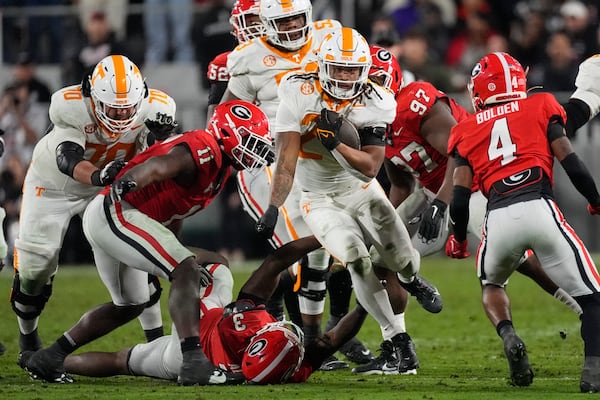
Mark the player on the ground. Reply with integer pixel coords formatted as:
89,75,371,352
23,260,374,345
21,100,275,385
11,55,177,362
447,51,600,392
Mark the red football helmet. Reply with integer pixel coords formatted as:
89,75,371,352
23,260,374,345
468,52,527,111
369,45,403,95
242,321,305,384
230,0,265,43
207,101,273,171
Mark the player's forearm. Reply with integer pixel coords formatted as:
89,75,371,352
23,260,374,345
449,185,471,242
72,160,102,185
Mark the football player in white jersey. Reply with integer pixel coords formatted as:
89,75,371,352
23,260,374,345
221,0,355,363
256,26,443,374
12,55,177,360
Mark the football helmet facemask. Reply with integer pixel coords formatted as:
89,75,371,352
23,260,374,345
88,55,146,142
207,100,273,171
468,52,527,112
230,0,266,43
369,45,403,96
317,27,371,100
260,0,312,51
242,321,305,384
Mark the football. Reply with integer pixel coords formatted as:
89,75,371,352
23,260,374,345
324,110,361,150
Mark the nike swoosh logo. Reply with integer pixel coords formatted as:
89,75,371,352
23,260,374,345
208,371,227,384
361,349,370,356
431,205,439,219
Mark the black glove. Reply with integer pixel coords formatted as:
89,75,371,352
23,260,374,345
91,160,127,186
109,176,137,203
145,117,179,141
255,205,278,240
316,108,342,151
0,137,5,158
197,264,213,287
418,198,448,243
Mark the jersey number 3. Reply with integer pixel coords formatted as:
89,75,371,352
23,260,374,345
488,117,516,166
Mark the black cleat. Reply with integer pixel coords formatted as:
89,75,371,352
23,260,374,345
392,332,419,375
580,356,600,393
339,338,375,365
319,355,349,371
352,340,398,375
17,350,35,370
0,342,5,356
25,348,73,384
178,349,240,385
503,334,533,387
400,275,443,313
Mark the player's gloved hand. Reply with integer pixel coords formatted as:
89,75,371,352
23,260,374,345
198,264,213,287
92,160,127,186
316,108,342,151
418,198,447,243
0,136,5,158
144,117,179,141
587,203,600,215
445,234,470,259
109,176,137,203
255,205,278,240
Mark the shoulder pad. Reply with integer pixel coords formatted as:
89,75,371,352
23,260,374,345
49,85,93,129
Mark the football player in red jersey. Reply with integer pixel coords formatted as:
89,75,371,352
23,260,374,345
447,52,600,392
22,100,275,386
60,236,368,385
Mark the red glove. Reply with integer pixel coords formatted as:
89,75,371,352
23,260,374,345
588,204,600,215
445,234,470,259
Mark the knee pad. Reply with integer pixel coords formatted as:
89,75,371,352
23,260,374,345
297,265,328,303
146,274,163,308
10,272,53,320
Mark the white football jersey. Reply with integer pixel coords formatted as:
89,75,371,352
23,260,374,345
28,85,176,198
276,74,396,194
227,19,341,123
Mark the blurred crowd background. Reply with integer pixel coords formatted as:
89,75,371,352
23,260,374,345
0,0,599,266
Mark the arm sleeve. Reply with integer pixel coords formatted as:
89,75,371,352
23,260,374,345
560,152,600,205
562,98,591,138
207,81,228,106
449,185,471,242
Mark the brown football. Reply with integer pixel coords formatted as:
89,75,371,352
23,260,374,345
324,110,361,150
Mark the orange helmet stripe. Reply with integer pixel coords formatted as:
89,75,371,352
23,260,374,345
111,55,128,100
341,27,354,58
281,0,293,11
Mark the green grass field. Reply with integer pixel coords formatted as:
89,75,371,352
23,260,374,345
0,255,587,399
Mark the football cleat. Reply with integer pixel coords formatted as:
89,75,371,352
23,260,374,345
352,340,398,375
24,348,73,384
0,341,5,356
319,355,349,371
178,349,242,385
339,337,375,365
391,332,419,375
400,274,443,313
503,334,533,387
581,356,600,393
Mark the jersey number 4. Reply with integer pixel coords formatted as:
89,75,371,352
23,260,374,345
488,117,516,166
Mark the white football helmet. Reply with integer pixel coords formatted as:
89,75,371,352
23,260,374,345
317,27,371,100
260,0,313,51
88,55,146,141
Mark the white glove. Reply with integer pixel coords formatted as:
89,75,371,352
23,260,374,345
572,54,600,118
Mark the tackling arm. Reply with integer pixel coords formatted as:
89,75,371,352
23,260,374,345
269,131,300,208
384,158,416,208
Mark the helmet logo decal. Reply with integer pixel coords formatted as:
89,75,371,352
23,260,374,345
247,339,267,356
376,49,391,62
488,83,496,91
231,104,252,119
471,62,482,78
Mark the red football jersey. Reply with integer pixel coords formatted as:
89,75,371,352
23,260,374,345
386,81,470,193
448,93,565,197
207,51,231,83
199,306,314,382
102,130,231,224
